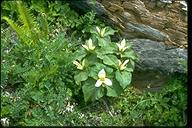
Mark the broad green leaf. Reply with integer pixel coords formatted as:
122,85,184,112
121,50,137,60
95,87,105,100
96,43,115,58
103,27,116,37
74,71,88,85
97,38,109,47
82,80,104,102
86,54,99,66
106,80,123,97
73,48,87,61
106,86,118,97
115,70,132,89
102,55,119,67
82,83,95,102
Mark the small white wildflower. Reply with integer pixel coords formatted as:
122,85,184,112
82,38,95,51
66,102,74,112
118,59,129,70
1,118,9,126
116,39,128,52
96,26,106,37
95,69,112,87
73,59,85,70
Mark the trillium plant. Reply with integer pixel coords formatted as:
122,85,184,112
72,26,138,102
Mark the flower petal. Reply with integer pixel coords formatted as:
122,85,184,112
122,46,128,52
98,69,106,79
73,61,80,66
104,78,112,86
95,79,103,87
118,60,122,66
122,59,129,66
121,39,126,47
96,26,100,34
88,38,95,50
82,44,89,51
120,66,126,70
88,38,92,48
77,66,83,70
82,59,85,67
101,27,106,37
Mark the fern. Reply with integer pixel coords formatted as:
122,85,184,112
2,1,48,45
38,13,49,39
2,16,23,38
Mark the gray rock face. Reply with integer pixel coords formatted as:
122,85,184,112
68,0,187,73
130,39,187,73
125,23,169,41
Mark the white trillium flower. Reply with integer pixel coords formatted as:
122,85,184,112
95,69,112,87
116,39,128,52
96,26,106,37
82,38,95,51
73,59,85,70
118,59,129,70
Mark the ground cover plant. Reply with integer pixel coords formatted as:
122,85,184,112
1,0,187,126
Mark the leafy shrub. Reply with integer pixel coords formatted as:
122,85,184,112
72,26,138,102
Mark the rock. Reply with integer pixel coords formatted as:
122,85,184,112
108,3,124,12
68,0,106,16
68,0,187,73
124,23,169,41
129,39,187,73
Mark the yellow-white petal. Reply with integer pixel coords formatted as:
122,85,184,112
118,60,122,66
121,39,126,47
122,59,129,66
73,60,84,70
88,38,92,47
82,44,89,51
100,28,106,37
98,69,106,79
120,65,126,70
88,38,95,50
122,46,128,52
77,66,83,70
82,59,85,67
73,61,81,67
95,79,103,87
104,78,112,86
96,26,100,34
116,43,124,51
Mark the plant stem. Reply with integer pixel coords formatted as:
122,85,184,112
102,97,113,117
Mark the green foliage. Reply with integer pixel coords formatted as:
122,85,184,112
1,0,186,126
112,76,187,126
73,26,138,102
2,1,48,45
1,25,75,125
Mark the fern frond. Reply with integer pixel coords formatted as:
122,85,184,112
16,1,39,43
2,16,23,39
16,1,34,30
39,13,49,40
